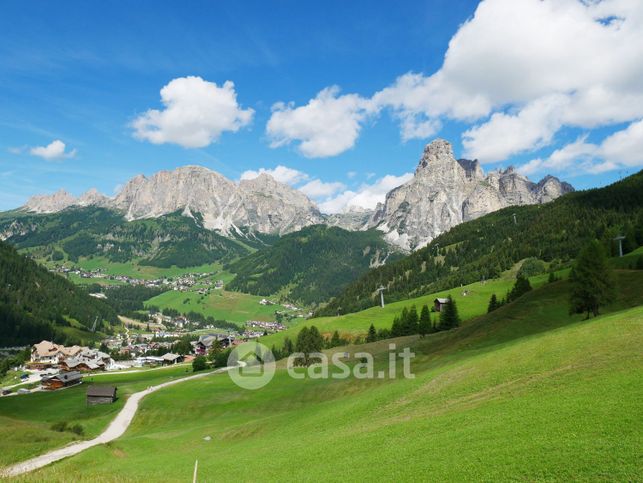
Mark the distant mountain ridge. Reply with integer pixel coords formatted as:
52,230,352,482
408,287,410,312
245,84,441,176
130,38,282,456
367,139,574,250
19,139,572,249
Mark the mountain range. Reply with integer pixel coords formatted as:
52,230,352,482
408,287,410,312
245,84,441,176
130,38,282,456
18,139,573,251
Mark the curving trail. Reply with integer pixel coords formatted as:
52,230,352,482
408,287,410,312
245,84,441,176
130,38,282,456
1,366,235,477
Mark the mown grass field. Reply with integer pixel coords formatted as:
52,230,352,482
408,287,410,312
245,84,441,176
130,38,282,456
4,270,642,481
0,365,202,468
261,269,562,347
144,288,288,325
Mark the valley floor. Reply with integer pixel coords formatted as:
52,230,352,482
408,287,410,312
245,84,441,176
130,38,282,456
1,270,641,481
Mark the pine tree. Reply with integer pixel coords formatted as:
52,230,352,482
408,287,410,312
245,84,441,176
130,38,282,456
487,293,498,313
438,295,460,330
418,304,431,337
390,316,402,337
366,323,377,343
405,305,419,335
507,276,532,303
569,240,615,319
330,330,341,347
282,336,294,356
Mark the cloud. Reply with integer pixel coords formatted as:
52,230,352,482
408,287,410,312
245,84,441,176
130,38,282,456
240,165,309,185
29,140,76,160
266,86,376,158
518,119,643,176
318,172,413,214
462,95,569,163
132,76,254,148
372,0,643,160
298,179,346,198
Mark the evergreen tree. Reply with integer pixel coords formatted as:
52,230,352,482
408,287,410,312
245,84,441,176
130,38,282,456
192,355,207,372
507,276,532,303
418,304,431,337
438,295,460,330
569,240,615,319
366,323,377,343
390,316,402,337
405,305,419,335
330,330,342,347
487,293,499,313
282,336,294,356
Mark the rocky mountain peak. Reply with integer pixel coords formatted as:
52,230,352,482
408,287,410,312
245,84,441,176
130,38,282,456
370,139,574,251
416,138,456,172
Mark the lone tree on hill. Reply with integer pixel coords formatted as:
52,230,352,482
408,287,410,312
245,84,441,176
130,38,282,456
366,323,377,343
438,295,460,330
418,304,432,337
569,240,615,319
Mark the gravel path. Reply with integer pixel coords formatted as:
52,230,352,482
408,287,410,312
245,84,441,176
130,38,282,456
1,366,234,477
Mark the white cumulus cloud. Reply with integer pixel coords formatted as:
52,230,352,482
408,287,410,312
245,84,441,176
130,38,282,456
240,165,309,185
519,119,643,176
29,140,76,160
373,0,643,161
266,86,376,158
299,179,346,199
318,173,413,214
132,76,254,148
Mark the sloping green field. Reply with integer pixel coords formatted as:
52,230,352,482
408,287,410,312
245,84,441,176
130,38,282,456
261,270,559,347
144,288,287,325
10,270,642,481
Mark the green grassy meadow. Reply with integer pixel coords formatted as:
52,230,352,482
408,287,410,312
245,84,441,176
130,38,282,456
261,269,562,347
3,270,642,481
144,289,288,325
0,365,204,468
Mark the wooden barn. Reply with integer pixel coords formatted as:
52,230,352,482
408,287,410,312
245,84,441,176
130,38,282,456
433,297,451,312
41,371,83,390
86,385,117,405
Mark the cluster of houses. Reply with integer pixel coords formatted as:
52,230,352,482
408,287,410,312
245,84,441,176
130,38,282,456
30,340,115,371
247,320,286,332
50,265,217,292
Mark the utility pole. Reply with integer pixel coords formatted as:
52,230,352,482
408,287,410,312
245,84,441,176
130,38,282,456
614,235,626,257
376,286,386,308
193,459,198,483
512,213,517,225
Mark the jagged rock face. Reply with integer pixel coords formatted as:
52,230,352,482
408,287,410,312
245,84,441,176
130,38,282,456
25,166,323,236
369,139,574,251
232,174,324,235
24,189,76,213
77,188,111,207
21,141,573,248
325,207,374,231
112,166,239,230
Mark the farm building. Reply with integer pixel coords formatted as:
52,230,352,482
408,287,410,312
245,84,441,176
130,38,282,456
434,298,451,312
161,353,183,365
41,371,83,390
86,385,117,405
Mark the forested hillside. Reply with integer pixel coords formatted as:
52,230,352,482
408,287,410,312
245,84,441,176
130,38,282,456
0,240,118,346
226,225,401,305
0,207,252,268
317,171,643,316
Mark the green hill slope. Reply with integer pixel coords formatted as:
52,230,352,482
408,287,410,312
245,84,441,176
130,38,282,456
226,225,400,305
318,170,643,316
14,271,642,481
0,240,118,346
0,207,252,268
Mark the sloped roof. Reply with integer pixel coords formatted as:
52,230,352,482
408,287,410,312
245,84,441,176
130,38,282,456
87,385,117,397
435,298,450,304
45,371,82,383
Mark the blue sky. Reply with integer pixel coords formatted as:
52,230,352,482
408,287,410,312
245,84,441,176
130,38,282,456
1,0,642,212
